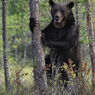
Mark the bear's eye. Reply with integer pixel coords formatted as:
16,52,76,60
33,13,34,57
54,9,57,12
54,9,57,14
61,10,64,13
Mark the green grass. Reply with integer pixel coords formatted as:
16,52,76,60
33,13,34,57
0,65,34,94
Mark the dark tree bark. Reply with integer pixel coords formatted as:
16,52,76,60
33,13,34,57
2,0,10,92
30,0,47,94
75,0,80,29
85,0,95,85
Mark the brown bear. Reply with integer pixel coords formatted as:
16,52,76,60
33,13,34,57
29,0,80,87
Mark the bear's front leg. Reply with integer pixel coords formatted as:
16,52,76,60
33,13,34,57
45,54,52,85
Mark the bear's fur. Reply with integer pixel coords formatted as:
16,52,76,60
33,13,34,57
29,0,80,87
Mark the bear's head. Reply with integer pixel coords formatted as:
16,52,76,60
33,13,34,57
49,0,74,28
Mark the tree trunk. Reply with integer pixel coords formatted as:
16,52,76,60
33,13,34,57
2,0,10,92
15,36,17,64
75,0,80,29
30,0,38,92
75,0,86,94
30,0,47,94
85,0,95,85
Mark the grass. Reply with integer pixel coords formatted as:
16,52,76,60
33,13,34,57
0,61,95,95
0,64,34,95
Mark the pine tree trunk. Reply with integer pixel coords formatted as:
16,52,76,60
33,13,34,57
85,0,95,85
2,0,10,92
30,0,47,94
75,0,79,29
30,0,37,92
75,0,86,94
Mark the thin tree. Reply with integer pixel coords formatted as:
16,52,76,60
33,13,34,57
2,0,10,92
74,0,87,94
75,0,80,29
29,0,37,90
85,0,95,85
30,0,47,94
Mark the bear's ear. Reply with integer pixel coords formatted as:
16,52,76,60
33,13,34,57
49,0,55,6
67,1,74,9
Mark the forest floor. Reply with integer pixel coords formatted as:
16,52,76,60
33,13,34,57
0,65,34,95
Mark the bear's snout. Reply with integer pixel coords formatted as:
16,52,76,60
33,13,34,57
55,15,59,21
54,12,63,23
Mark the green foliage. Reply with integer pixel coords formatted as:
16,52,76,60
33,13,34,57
80,38,86,44
0,0,95,94
88,39,92,44
0,90,11,95
0,63,33,95
91,0,95,3
8,0,29,15
40,2,47,7
77,0,88,3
